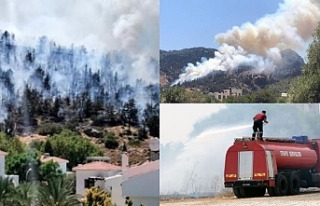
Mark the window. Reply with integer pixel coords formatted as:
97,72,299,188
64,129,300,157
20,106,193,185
84,178,95,188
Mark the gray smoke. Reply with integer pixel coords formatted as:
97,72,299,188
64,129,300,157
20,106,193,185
0,0,159,122
172,0,320,86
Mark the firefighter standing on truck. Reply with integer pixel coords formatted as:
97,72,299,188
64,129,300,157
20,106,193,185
252,110,268,140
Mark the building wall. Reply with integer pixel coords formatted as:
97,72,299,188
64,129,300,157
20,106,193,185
5,175,19,187
103,175,126,206
212,88,242,101
75,170,121,196
58,162,67,173
0,156,5,177
122,169,159,197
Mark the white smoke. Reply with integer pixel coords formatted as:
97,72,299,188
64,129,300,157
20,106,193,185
0,0,159,59
160,124,252,195
0,0,159,122
172,0,320,86
0,0,159,87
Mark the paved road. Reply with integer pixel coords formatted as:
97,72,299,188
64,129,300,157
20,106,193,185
160,189,320,206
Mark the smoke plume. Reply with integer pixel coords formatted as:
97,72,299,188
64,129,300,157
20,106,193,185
0,0,159,122
0,0,159,59
172,0,320,86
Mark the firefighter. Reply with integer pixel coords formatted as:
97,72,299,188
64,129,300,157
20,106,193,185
252,110,268,140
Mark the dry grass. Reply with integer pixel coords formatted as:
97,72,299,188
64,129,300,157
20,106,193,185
18,134,48,145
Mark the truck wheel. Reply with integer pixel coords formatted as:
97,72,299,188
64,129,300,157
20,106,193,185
274,172,289,196
267,187,276,196
253,187,266,197
233,188,242,198
288,172,300,195
239,188,252,197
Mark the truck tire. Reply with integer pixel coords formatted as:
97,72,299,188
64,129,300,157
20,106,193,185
288,172,300,195
274,172,289,196
233,188,243,198
267,187,276,196
239,188,253,197
253,187,266,197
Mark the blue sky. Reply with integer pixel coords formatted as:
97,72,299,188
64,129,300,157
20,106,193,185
160,0,282,50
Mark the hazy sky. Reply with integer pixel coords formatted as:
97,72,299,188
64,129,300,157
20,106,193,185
160,104,320,195
160,0,282,50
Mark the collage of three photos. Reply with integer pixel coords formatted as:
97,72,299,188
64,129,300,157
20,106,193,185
0,0,319,206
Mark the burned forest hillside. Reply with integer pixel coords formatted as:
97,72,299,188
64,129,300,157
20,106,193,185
0,30,159,166
160,47,304,94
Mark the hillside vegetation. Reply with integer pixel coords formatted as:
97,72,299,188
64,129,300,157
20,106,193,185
0,30,159,176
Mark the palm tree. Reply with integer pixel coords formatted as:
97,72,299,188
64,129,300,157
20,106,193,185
0,176,15,206
38,176,81,206
11,181,38,206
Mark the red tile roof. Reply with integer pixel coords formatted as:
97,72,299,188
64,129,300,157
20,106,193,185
72,161,121,171
123,160,159,178
40,155,69,164
0,150,8,155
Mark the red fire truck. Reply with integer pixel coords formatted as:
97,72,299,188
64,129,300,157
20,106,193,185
224,136,320,198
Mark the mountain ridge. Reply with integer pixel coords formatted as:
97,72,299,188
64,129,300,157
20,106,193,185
160,47,304,95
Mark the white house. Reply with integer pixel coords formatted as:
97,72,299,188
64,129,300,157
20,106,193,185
72,161,122,196
5,175,19,187
122,159,160,206
0,150,8,177
97,152,159,206
103,174,125,206
40,153,69,173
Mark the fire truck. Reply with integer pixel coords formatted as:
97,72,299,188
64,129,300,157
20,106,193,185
224,135,320,197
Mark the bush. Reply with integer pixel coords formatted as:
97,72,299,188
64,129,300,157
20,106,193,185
104,132,119,149
128,139,141,147
37,123,63,136
85,186,114,206
29,140,45,152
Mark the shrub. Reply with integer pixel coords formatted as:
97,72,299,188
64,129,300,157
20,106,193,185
104,132,119,149
85,186,114,206
37,123,63,136
128,139,141,147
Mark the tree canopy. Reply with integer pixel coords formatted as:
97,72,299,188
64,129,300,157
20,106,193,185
289,22,320,102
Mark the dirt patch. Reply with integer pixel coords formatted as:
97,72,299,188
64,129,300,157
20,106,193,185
160,189,320,206
18,134,48,145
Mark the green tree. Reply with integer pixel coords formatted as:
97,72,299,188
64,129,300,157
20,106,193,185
252,90,277,103
39,160,63,182
0,133,25,154
47,129,103,169
104,132,119,149
161,86,219,103
289,22,320,102
160,86,186,103
38,176,81,206
0,176,15,206
6,149,40,182
11,182,37,206
122,98,139,127
146,115,159,137
44,140,53,154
